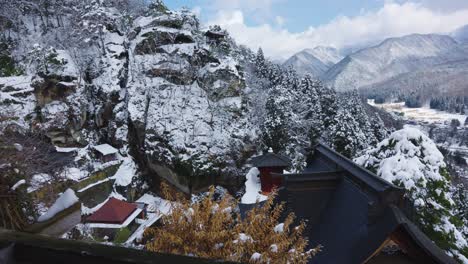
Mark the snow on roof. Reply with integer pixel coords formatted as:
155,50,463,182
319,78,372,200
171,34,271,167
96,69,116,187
126,193,173,244
135,193,172,213
93,144,118,155
38,189,79,222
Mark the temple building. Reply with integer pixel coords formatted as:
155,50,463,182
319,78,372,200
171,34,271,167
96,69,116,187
249,143,457,264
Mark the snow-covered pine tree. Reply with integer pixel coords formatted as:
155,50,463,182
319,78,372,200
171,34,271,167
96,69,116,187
328,106,366,158
453,184,468,238
28,44,66,75
255,47,268,77
344,90,377,148
355,127,468,263
295,75,323,146
261,84,291,153
316,84,337,130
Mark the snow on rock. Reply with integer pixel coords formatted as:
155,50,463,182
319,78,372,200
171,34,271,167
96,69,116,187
61,167,88,181
111,157,137,187
38,189,79,222
27,173,52,193
241,168,267,204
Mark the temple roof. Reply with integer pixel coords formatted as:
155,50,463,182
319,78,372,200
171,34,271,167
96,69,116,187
276,142,457,264
249,152,291,168
85,198,138,225
93,144,118,156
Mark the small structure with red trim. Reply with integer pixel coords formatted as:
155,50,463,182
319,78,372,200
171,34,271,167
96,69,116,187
85,198,145,228
249,149,291,194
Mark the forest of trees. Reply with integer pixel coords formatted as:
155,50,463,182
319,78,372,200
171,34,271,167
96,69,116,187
252,48,389,166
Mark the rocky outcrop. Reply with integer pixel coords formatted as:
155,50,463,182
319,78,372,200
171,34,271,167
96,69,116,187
0,4,256,193
32,75,77,107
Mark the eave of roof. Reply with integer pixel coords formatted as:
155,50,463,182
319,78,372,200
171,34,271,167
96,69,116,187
249,153,292,168
316,143,405,198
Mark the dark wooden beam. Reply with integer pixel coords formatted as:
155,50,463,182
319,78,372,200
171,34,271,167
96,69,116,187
0,228,236,264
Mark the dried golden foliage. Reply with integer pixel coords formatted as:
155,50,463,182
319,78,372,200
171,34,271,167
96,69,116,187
144,183,320,263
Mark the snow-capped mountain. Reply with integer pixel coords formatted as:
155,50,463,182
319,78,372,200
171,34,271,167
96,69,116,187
452,24,468,44
282,46,342,77
323,34,468,91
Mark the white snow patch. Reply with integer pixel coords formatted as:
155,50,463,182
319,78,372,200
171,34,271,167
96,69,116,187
93,144,118,156
37,189,79,222
241,168,267,204
274,223,284,233
11,179,26,190
250,252,261,261
368,100,467,125
110,157,136,187
77,178,110,193
61,167,88,181
28,173,52,193
270,244,278,253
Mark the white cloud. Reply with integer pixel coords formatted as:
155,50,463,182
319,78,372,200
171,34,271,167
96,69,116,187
275,16,285,27
207,2,468,59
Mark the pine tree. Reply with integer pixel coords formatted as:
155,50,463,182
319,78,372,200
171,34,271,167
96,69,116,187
295,75,323,146
328,107,365,158
355,127,468,262
316,85,337,130
261,84,290,153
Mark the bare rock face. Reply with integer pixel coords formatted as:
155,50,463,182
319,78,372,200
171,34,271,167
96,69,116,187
125,11,254,192
32,75,77,107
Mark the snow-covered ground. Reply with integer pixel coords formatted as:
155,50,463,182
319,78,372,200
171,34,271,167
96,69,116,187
368,100,467,125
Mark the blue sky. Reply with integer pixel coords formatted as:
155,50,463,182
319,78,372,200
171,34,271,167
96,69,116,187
162,0,468,59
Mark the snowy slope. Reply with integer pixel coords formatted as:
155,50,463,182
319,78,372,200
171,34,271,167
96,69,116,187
452,24,468,44
323,34,468,91
283,46,342,77
362,59,468,101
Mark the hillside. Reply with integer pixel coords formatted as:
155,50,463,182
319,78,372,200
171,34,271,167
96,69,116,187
282,46,342,77
322,34,468,91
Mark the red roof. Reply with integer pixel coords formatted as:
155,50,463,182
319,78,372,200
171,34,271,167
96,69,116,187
86,198,138,224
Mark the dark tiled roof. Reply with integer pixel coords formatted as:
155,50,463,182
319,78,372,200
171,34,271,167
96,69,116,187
86,198,137,224
277,142,457,264
249,153,291,168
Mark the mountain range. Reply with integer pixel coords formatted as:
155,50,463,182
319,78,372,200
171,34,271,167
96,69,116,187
284,25,468,101
282,46,342,77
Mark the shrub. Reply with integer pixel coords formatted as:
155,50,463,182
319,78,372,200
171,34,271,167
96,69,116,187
144,184,320,263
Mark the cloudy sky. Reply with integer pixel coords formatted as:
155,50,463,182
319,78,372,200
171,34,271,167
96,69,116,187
163,0,468,59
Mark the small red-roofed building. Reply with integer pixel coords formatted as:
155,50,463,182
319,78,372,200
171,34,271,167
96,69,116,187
85,198,145,228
